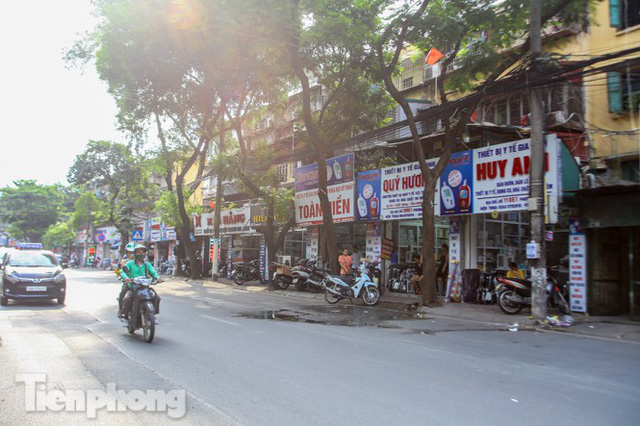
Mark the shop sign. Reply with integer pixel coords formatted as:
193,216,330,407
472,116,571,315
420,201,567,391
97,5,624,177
378,159,439,220
358,135,562,220
166,227,177,241
294,154,355,226
295,182,355,226
356,169,382,221
193,212,215,236
294,153,354,192
569,217,587,313
250,205,288,227
220,205,254,234
149,217,163,242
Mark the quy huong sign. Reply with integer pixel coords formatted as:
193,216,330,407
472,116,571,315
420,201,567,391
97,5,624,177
294,154,355,226
357,136,562,221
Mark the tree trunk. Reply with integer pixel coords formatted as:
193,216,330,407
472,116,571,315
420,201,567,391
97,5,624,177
420,184,438,305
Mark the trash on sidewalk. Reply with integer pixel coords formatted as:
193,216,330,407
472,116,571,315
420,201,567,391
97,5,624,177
509,323,519,332
545,315,573,327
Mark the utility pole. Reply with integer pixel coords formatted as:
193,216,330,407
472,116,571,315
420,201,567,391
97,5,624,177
528,0,547,322
211,121,226,281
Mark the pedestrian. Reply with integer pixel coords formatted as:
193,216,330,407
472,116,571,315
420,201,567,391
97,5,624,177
436,243,449,295
506,261,524,280
351,245,362,270
411,253,424,295
338,249,353,278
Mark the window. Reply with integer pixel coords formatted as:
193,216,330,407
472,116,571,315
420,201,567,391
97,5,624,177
402,76,414,89
611,0,640,30
608,71,640,113
276,163,291,183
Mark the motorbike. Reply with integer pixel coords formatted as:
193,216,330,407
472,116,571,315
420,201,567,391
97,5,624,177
121,277,160,343
232,259,265,285
181,259,192,276
292,259,327,292
323,263,380,306
269,261,293,290
218,260,228,278
495,271,570,315
69,258,80,269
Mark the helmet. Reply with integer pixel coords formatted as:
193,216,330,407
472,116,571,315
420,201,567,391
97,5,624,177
133,243,148,252
125,242,136,252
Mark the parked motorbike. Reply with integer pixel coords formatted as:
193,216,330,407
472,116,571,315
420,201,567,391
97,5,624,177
495,271,570,315
232,259,265,285
270,261,293,290
324,263,380,306
218,260,228,278
121,277,160,343
69,258,80,269
181,259,192,277
292,259,327,292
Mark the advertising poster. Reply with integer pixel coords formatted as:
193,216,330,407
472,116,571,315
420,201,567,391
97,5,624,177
305,228,319,259
294,153,355,192
381,238,395,261
440,150,473,216
365,223,382,263
356,169,382,221
193,212,215,236
569,217,587,313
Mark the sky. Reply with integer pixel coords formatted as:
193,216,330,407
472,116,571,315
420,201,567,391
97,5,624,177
0,0,124,189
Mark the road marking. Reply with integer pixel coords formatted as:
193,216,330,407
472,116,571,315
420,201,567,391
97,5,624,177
201,314,242,327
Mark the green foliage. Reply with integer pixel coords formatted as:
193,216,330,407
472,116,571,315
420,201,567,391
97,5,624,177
43,222,76,251
71,192,106,229
68,140,156,236
155,191,202,228
0,180,63,242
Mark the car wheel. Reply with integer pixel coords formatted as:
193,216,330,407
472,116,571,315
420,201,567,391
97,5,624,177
0,296,8,306
56,294,66,305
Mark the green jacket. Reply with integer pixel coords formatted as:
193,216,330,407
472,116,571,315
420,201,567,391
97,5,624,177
120,259,160,283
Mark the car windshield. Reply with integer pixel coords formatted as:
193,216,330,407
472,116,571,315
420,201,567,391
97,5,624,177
8,252,58,267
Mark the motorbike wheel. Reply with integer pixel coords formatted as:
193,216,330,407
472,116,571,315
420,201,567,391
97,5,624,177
498,290,523,315
362,286,380,306
141,308,155,343
276,276,290,290
233,271,246,286
554,291,571,315
325,285,342,304
294,280,306,291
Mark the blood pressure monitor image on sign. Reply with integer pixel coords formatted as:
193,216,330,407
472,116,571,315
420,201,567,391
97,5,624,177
441,183,456,210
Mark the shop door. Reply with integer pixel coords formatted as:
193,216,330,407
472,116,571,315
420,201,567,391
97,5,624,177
589,228,627,316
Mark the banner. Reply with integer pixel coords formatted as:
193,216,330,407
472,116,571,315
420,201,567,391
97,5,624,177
365,223,382,263
569,217,587,312
295,154,355,226
305,228,319,259
379,159,438,220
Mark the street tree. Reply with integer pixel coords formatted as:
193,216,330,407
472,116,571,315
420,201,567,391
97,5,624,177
0,180,62,242
370,0,591,306
267,0,393,273
42,222,76,253
68,140,155,253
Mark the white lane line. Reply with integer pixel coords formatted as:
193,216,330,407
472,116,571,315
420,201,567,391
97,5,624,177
201,314,242,327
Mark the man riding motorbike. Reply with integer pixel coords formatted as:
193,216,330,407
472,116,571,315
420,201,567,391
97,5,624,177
118,243,163,326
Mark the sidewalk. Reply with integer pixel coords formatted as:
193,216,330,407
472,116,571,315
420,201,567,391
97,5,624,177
175,275,640,344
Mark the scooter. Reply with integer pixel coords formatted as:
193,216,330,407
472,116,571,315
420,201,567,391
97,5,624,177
121,277,160,343
232,260,265,285
323,263,380,306
495,272,570,315
270,261,293,290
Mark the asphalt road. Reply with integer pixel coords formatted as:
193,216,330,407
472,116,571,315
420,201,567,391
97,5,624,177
1,268,639,425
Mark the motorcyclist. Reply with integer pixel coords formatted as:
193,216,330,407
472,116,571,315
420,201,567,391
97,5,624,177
116,242,136,309
118,243,163,326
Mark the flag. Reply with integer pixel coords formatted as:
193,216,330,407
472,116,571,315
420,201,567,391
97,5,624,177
425,48,444,65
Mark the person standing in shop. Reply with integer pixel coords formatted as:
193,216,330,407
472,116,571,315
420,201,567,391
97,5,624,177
351,245,362,271
338,249,353,278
